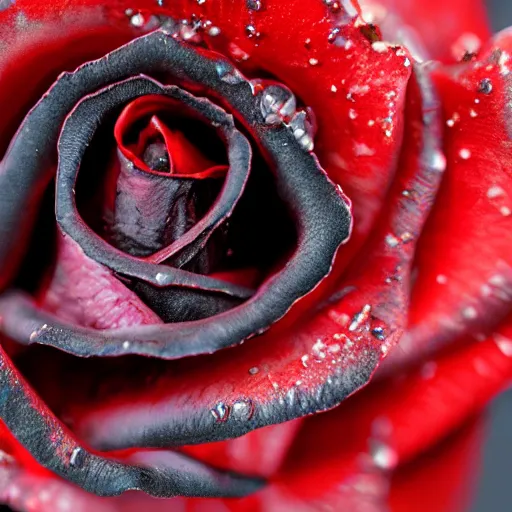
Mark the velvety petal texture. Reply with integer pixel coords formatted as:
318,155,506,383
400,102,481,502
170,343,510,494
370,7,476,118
0,0,510,510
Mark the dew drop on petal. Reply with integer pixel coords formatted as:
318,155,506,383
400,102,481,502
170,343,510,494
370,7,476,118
245,24,260,39
477,78,493,94
69,447,84,467
232,399,255,420
155,272,167,285
130,13,145,27
211,402,230,422
371,327,386,341
487,185,505,199
249,366,259,375
349,304,372,332
208,26,221,37
494,334,512,357
247,0,262,11
289,109,316,151
436,274,448,284
458,148,471,160
328,27,341,44
385,234,399,248
462,306,478,320
259,84,297,125
428,149,447,173
216,61,244,84
371,441,398,470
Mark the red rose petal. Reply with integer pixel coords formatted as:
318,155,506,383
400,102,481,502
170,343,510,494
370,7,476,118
94,0,411,278
359,0,491,63
61,62,442,454
114,95,228,178
389,29,512,371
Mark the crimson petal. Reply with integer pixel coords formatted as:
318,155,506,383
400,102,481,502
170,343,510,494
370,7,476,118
390,29,512,370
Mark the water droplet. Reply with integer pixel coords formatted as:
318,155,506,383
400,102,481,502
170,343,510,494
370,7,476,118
400,231,414,243
197,0,206,4
428,149,447,173
259,84,297,125
208,26,221,36
371,327,386,341
69,447,84,467
349,304,371,331
323,0,341,13
500,206,511,216
289,109,316,151
179,22,200,42
477,78,493,94
331,84,338,93
436,274,448,284
301,354,309,367
122,341,131,350
232,399,255,420
494,334,512,357
216,62,244,84
155,272,167,285
327,27,341,44
459,148,471,160
385,233,399,248
312,339,327,360
211,402,230,422
371,441,398,470
462,306,478,320
245,24,260,39
130,12,145,27
372,41,389,53
248,366,259,375
309,57,319,66
487,185,505,198
247,0,262,10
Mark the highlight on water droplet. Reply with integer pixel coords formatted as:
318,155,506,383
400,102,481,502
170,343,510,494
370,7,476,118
259,84,297,125
210,402,230,422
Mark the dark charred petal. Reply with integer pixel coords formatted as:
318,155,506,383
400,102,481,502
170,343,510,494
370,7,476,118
132,282,243,322
0,31,351,359
109,150,225,273
55,77,253,299
54,64,443,452
0,345,262,498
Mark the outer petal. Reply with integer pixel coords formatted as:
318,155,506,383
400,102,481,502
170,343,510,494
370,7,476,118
359,0,491,62
54,62,443,452
389,29,512,371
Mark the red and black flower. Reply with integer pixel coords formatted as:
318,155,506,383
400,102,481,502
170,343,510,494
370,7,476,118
0,0,510,510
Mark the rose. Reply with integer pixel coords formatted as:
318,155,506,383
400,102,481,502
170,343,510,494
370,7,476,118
0,0,510,510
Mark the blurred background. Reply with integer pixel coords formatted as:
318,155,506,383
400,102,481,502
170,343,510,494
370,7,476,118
469,5,511,512
488,0,512,31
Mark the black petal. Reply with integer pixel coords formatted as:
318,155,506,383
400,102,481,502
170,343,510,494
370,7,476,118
0,31,351,359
